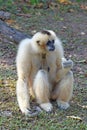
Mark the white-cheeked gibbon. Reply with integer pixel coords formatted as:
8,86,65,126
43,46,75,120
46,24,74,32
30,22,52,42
16,30,74,116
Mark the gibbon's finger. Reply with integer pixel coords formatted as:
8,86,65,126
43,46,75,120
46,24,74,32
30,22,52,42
63,60,73,68
26,106,42,117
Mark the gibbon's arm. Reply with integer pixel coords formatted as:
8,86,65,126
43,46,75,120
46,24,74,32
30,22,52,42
16,39,42,116
55,37,64,69
56,58,73,82
55,38,73,82
16,38,32,79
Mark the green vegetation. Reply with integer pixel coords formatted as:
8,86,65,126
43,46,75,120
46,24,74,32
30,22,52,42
30,0,40,5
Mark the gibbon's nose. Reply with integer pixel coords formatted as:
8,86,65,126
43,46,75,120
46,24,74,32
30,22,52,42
49,46,55,51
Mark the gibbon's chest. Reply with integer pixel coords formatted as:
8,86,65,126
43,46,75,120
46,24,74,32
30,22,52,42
31,53,57,80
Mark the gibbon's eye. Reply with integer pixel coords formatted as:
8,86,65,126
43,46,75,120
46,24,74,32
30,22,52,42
46,40,54,46
36,40,40,45
52,40,54,44
46,40,51,46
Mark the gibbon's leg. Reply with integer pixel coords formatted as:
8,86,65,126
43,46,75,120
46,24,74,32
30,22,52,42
52,71,73,109
33,70,53,112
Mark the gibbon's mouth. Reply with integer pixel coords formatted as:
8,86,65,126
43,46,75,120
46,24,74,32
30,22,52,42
49,47,55,51
47,46,55,51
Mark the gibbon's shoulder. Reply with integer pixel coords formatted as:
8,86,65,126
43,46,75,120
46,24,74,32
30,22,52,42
55,38,63,50
19,38,31,47
54,37,64,57
16,38,32,55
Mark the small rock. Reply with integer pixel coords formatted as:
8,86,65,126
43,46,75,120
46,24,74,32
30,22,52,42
0,110,12,117
0,11,11,20
81,32,85,35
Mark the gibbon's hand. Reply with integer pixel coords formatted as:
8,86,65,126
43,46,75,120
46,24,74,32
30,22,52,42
26,106,42,117
63,59,73,69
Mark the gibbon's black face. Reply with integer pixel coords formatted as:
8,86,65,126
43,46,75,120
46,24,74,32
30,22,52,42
46,40,55,51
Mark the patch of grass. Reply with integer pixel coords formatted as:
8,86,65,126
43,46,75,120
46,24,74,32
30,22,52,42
0,0,17,13
76,0,87,2
59,3,81,13
21,6,29,13
0,112,87,129
30,0,40,5
0,68,16,79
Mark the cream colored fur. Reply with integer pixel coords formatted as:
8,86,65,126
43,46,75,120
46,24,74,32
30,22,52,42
16,30,73,115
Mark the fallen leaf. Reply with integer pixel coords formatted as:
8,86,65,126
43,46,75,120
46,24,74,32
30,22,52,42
80,5,87,10
49,2,58,9
16,13,31,17
67,115,82,121
75,59,86,63
58,0,71,4
68,9,74,12
37,3,44,8
84,73,87,77
6,19,16,25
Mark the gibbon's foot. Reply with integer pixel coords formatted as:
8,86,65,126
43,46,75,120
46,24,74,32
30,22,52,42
24,106,42,117
40,103,53,112
57,100,70,110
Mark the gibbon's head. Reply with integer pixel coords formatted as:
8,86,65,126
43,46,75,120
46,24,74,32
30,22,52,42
32,30,57,53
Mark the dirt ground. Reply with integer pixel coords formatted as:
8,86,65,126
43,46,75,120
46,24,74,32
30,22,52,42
0,1,87,129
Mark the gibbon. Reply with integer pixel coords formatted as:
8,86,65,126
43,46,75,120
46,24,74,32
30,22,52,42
16,30,74,116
